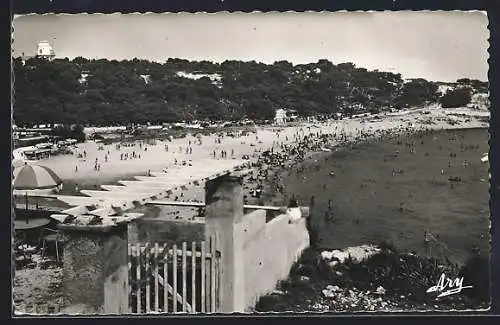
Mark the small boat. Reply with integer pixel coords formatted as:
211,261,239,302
481,153,489,163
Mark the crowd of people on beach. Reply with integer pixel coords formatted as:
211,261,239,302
231,121,482,251
75,141,153,173
65,115,486,248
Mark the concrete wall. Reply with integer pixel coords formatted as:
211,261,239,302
237,210,310,311
136,218,205,245
129,205,205,245
102,233,129,314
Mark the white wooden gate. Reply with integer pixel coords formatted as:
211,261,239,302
128,235,220,314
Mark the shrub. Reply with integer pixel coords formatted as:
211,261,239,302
459,255,490,303
439,87,472,108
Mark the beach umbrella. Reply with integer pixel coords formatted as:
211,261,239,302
13,163,62,210
13,163,62,190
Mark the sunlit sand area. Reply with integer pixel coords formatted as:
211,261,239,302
27,107,488,188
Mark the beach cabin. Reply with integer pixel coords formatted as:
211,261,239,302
35,41,56,61
24,148,52,161
274,109,287,126
15,134,51,148
14,146,51,161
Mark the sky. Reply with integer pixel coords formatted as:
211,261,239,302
12,11,489,82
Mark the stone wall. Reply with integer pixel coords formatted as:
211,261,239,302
62,226,128,313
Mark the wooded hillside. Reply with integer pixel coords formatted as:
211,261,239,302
13,57,487,126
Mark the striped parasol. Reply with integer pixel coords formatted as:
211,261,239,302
13,163,62,190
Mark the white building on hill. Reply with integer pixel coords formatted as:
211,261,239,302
274,109,287,125
35,41,56,61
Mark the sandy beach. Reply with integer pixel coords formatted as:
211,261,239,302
13,106,488,228
26,107,489,188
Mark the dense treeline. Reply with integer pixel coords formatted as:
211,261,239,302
51,124,86,142
12,57,487,126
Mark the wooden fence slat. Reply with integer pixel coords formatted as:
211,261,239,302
127,241,212,315
155,272,193,312
154,243,159,312
205,248,211,312
145,243,151,313
191,241,196,313
210,235,216,313
215,239,220,312
173,244,178,313
163,244,169,313
201,241,206,313
135,243,141,313
136,245,212,258
127,244,132,313
182,242,187,312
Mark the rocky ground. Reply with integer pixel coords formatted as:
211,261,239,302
255,244,490,313
13,254,64,314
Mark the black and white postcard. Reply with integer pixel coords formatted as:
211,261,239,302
11,11,491,315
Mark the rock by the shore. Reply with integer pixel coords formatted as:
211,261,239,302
321,245,382,265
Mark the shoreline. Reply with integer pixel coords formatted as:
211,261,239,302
20,105,488,184
254,125,490,312
260,124,488,206
273,126,488,265
20,117,488,214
